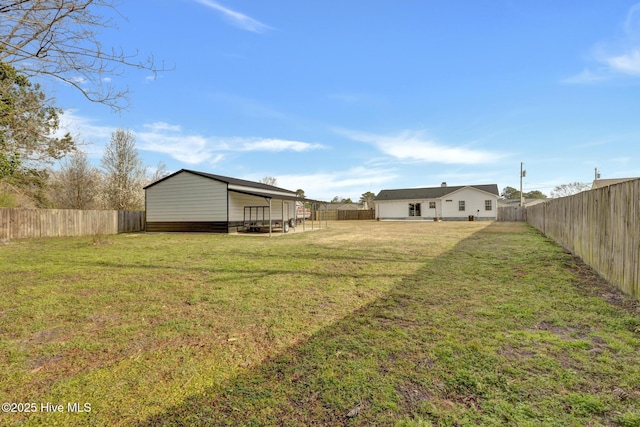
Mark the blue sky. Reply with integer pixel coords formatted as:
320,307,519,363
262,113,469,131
47,0,640,201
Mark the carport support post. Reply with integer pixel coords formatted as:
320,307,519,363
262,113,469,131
325,203,328,229
268,198,272,237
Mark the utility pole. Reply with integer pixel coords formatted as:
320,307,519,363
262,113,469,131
520,162,526,207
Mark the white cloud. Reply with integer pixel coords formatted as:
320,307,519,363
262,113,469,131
602,48,640,75
565,3,640,82
193,0,274,33
69,76,87,85
136,129,220,165
56,113,323,166
336,128,501,165
136,122,324,164
561,69,608,84
237,138,325,152
274,167,399,201
146,122,182,132
56,109,115,158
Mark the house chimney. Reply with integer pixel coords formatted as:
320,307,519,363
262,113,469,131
441,182,447,187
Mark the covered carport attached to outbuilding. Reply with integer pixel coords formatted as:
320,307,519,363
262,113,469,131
144,169,327,235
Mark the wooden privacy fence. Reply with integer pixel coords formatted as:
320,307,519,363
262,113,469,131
526,178,640,299
497,206,526,222
337,210,375,220
314,210,375,221
0,208,145,239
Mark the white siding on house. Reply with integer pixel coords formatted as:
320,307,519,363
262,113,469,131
440,188,496,220
146,171,227,221
376,199,440,219
375,187,498,221
376,200,407,219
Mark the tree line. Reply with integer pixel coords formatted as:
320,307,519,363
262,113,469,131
259,178,377,208
501,182,591,201
1,1,165,209
2,127,166,210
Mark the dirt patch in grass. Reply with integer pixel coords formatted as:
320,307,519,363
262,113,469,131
565,255,640,317
397,381,432,409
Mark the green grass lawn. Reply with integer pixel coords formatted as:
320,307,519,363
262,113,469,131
1,221,639,426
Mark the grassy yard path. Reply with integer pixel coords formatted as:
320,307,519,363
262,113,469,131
1,221,638,426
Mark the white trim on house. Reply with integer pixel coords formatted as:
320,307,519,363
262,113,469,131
374,184,499,221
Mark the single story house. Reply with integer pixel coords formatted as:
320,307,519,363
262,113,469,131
144,169,316,234
325,203,369,211
374,182,499,221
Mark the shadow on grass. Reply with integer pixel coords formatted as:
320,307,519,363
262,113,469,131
137,223,640,426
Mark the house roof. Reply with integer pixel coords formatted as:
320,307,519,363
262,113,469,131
375,184,499,201
325,203,366,211
591,177,639,190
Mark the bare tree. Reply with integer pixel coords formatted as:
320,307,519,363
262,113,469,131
0,0,166,111
550,182,590,198
101,128,146,210
259,176,278,186
51,149,101,209
148,161,168,185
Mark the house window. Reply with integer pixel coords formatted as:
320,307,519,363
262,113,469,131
409,203,421,216
485,200,492,211
458,201,465,211
429,201,436,209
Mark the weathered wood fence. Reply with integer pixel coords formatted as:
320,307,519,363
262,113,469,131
0,208,145,239
314,210,375,221
526,178,639,299
497,206,526,222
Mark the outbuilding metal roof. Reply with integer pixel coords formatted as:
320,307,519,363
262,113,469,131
145,169,326,203
144,169,297,194
375,184,499,201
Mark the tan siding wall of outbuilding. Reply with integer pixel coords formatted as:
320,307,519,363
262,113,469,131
146,171,227,222
228,193,295,222
229,193,269,222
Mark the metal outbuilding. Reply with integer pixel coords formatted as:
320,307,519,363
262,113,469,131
144,169,325,235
